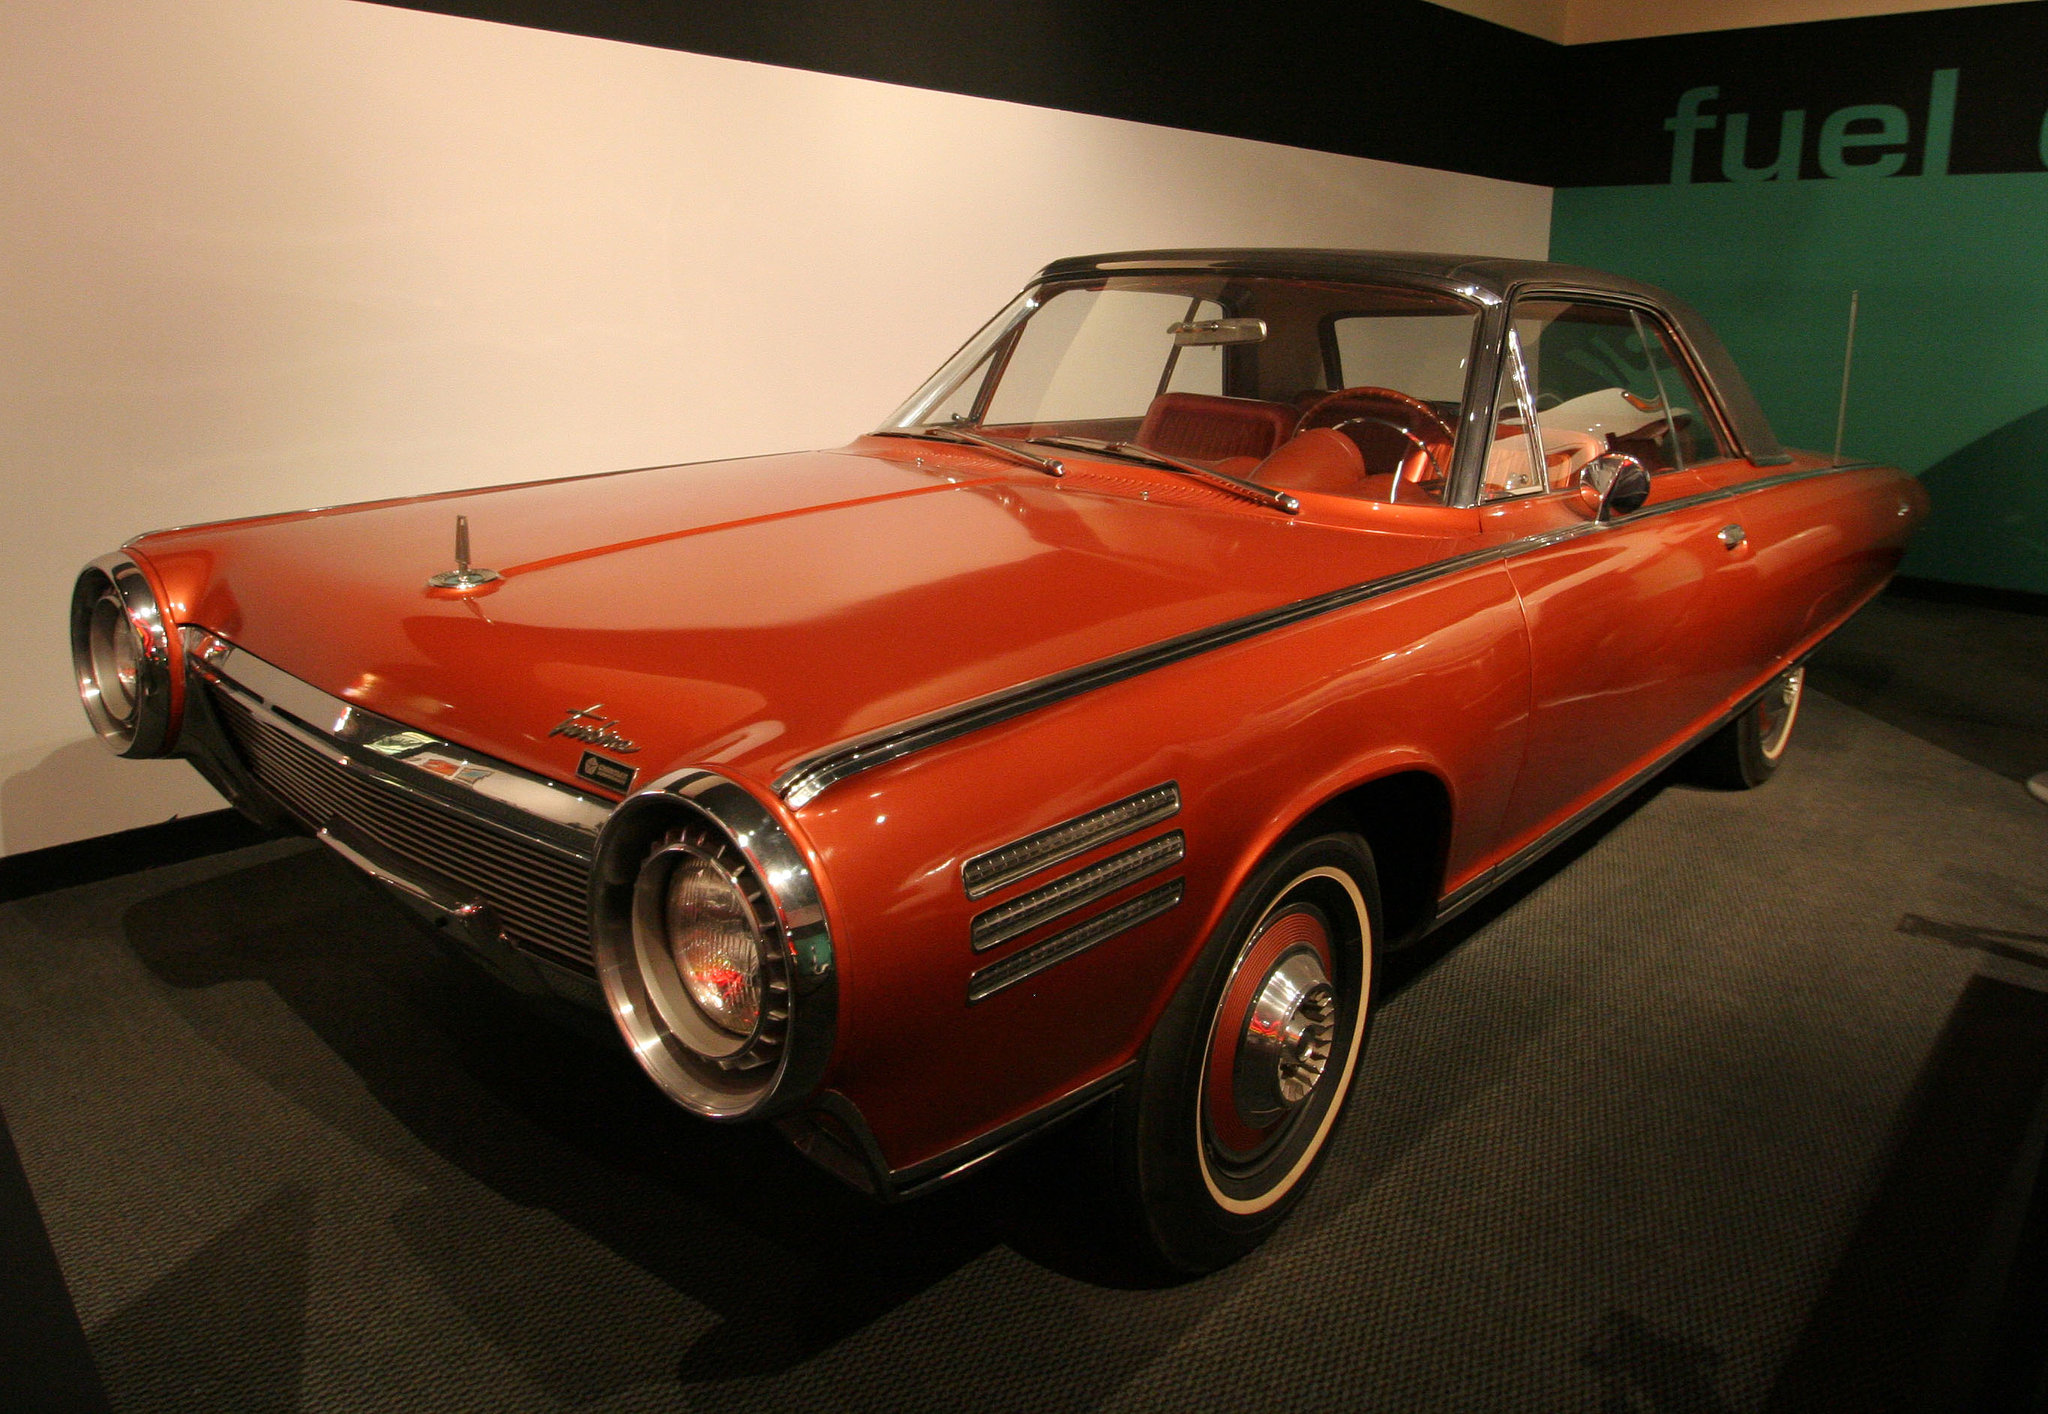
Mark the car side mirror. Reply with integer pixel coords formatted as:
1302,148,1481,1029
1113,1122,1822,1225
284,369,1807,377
1575,454,1651,521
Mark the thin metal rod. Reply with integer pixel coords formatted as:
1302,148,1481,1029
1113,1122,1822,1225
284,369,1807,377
455,514,472,571
1833,290,1860,466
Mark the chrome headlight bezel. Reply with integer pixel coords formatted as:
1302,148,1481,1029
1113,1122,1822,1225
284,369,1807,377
69,553,180,758
590,770,836,1121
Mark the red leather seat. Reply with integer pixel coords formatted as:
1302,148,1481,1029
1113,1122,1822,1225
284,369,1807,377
1135,394,1295,463
1250,428,1367,497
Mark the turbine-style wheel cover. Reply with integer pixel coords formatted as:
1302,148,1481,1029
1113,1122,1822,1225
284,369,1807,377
1757,665,1805,762
1194,862,1372,1216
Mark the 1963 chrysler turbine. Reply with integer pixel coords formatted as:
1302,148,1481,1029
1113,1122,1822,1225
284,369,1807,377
71,251,1924,1272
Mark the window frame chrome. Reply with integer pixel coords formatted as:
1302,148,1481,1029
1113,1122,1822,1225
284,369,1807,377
1490,285,1746,480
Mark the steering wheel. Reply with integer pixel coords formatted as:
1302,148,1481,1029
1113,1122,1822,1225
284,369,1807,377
1325,415,1436,500
1294,386,1457,488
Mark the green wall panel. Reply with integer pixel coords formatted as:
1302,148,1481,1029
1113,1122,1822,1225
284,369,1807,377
1552,174,2048,595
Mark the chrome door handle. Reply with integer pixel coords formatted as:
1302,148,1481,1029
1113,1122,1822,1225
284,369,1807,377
1717,524,1746,549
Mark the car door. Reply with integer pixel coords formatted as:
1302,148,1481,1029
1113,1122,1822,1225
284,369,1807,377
1480,295,1748,858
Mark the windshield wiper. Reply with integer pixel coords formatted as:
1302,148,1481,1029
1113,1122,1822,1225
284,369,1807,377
879,426,1063,477
1031,436,1298,515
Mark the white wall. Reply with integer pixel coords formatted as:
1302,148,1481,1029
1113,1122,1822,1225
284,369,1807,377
0,0,1551,856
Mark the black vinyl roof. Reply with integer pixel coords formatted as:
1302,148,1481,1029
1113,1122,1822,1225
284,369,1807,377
1034,249,1787,465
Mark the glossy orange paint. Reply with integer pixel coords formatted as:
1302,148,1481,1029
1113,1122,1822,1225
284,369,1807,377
130,439,1479,804
126,429,1923,1177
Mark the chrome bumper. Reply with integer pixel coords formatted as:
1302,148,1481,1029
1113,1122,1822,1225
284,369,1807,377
176,630,614,1008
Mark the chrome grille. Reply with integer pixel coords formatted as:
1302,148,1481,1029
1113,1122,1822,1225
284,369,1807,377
212,687,598,973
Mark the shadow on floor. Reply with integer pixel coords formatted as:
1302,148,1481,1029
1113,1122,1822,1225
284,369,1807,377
1807,588,2048,786
112,764,1678,1385
117,845,1192,1382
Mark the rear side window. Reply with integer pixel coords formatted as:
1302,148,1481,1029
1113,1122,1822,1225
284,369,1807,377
1637,318,1729,468
1484,299,1728,498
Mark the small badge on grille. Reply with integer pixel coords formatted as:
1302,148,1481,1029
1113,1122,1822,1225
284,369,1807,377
577,751,637,793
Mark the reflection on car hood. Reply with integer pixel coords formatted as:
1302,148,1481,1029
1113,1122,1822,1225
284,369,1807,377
133,439,1463,799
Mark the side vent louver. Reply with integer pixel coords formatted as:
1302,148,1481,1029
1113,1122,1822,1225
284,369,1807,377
970,831,1185,952
961,782,1180,900
968,881,1185,1004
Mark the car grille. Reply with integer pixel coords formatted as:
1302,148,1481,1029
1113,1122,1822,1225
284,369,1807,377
211,687,598,974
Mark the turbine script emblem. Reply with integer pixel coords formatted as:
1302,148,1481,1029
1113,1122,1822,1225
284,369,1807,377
426,515,501,590
550,704,639,754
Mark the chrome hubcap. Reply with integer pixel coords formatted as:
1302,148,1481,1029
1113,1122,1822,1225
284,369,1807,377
1233,950,1337,1128
1760,666,1805,760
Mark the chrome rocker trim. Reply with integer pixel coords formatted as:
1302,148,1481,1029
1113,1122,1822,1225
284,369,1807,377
1431,603,1868,932
784,1062,1143,1201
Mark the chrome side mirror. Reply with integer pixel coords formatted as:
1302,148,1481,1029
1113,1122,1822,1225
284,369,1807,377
1576,454,1651,521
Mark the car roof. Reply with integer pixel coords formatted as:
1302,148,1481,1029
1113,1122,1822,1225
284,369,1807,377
1033,249,1787,465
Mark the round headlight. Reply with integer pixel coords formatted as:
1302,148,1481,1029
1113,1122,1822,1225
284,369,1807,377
87,585,143,727
624,815,790,1084
70,555,180,758
648,846,767,1047
592,771,837,1122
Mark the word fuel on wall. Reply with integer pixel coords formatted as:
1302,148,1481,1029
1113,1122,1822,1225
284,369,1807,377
1552,64,2048,595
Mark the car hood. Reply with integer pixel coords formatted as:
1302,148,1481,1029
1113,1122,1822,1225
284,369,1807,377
134,439,1466,800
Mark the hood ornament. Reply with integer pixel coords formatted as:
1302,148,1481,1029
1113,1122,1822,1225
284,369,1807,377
550,704,639,754
427,515,501,590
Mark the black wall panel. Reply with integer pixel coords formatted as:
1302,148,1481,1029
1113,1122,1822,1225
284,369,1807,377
364,0,2048,189
1567,2,2048,186
362,0,1565,184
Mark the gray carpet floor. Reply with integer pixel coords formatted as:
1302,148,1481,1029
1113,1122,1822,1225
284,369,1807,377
3,688,2046,1412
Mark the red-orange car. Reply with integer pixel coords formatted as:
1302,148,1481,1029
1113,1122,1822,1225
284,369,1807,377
70,251,1925,1272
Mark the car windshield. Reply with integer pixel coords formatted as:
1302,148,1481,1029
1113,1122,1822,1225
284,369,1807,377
880,274,1483,505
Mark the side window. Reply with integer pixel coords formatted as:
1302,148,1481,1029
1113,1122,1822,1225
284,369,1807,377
1638,320,1731,467
1482,298,1727,499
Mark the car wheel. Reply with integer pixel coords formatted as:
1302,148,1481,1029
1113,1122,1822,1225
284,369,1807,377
1114,830,1379,1274
1690,665,1806,789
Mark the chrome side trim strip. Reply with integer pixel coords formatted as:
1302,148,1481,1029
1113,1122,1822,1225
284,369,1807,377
961,783,1181,899
967,879,1185,1004
887,1061,1140,1199
774,537,1509,807
1429,626,1852,931
970,830,1186,952
775,463,1872,807
184,630,613,847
